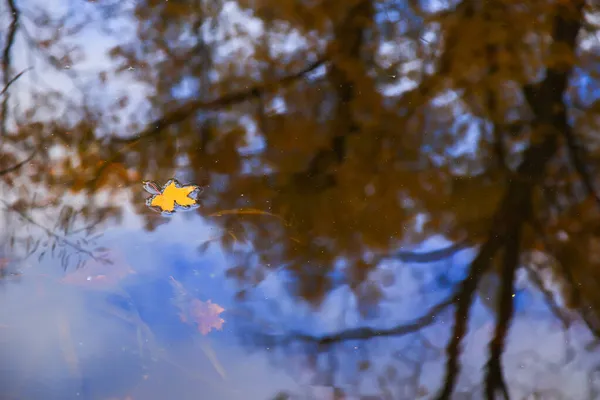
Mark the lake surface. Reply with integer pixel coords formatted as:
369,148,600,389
0,203,594,399
2,0,600,398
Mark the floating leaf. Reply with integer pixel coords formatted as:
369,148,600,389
143,178,202,214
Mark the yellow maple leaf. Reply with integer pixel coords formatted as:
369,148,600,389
143,178,201,214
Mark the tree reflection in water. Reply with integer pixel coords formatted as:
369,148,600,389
1,0,600,398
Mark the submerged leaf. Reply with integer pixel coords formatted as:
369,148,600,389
189,299,225,335
169,276,225,335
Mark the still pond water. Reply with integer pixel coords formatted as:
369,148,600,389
0,194,594,400
1,0,600,399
